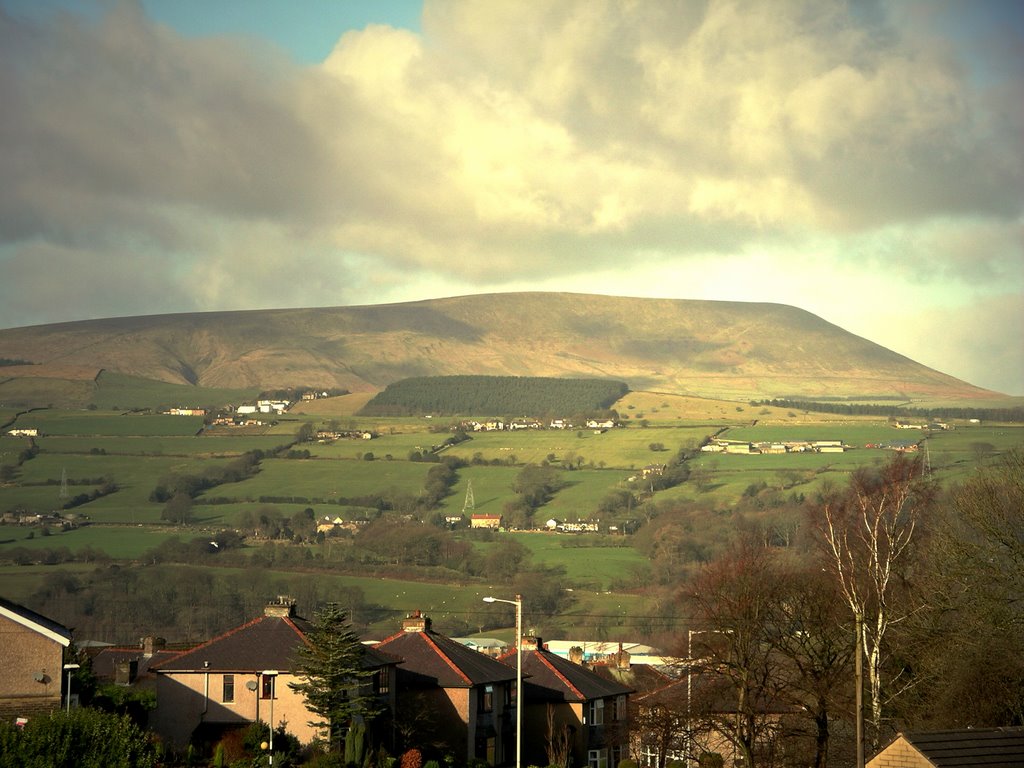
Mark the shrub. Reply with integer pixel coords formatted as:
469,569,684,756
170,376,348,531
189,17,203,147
0,707,159,768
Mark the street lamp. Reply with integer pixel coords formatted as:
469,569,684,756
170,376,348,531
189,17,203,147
483,594,522,768
685,629,731,768
62,663,80,713
262,670,279,766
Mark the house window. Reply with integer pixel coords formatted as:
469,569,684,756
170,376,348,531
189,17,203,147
222,674,234,703
479,684,494,713
611,694,627,720
586,698,604,726
262,675,275,700
374,667,389,695
588,749,608,768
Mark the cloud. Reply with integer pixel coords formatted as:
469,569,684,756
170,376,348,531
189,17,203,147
0,0,1021,391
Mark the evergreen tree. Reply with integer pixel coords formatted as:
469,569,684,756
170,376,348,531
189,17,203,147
289,603,380,750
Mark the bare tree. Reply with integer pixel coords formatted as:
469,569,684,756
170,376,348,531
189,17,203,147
899,449,1024,727
545,703,573,767
685,540,789,768
814,454,934,750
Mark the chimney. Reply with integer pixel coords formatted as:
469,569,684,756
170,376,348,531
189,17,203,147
568,646,585,665
142,636,166,657
114,659,138,686
402,610,432,632
264,596,296,618
521,635,544,652
615,642,631,670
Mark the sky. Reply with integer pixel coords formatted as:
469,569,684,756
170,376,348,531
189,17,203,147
0,1,1021,395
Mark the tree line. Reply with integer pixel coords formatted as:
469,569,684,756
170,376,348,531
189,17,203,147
753,398,1024,422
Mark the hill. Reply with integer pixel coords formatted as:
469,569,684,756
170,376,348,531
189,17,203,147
0,292,1002,406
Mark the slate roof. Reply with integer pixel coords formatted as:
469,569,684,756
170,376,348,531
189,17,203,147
152,614,312,673
499,645,633,703
882,727,1024,768
152,613,399,676
375,628,516,689
0,595,72,646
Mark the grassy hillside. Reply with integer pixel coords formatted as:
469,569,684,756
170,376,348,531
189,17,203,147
1,392,1021,645
0,292,1004,405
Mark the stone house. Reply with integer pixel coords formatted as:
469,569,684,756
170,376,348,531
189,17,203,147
375,611,517,764
150,600,397,750
501,637,633,768
0,596,73,722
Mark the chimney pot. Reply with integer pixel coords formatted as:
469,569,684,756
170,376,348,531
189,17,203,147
402,611,431,632
264,598,296,618
142,636,166,657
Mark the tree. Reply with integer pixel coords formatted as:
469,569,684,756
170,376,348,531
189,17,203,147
295,421,316,443
896,450,1024,728
684,540,788,768
512,464,563,510
813,454,935,750
770,564,855,768
289,603,381,751
161,492,193,526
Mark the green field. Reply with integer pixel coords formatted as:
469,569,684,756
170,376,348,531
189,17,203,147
36,434,287,456
11,410,205,436
90,371,260,411
441,425,709,469
204,458,435,502
0,524,187,559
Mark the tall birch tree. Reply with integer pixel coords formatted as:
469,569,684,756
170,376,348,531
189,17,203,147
814,454,934,748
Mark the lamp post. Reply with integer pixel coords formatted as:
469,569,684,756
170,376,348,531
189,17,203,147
483,594,522,768
62,663,80,712
262,670,279,766
685,629,731,768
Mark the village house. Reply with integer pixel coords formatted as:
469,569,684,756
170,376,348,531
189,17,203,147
375,611,518,765
0,596,73,722
150,599,397,750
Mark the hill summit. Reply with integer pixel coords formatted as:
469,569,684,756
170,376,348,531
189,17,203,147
0,292,996,401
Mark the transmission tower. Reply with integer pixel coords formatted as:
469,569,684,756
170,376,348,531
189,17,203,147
59,467,68,501
462,479,475,513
